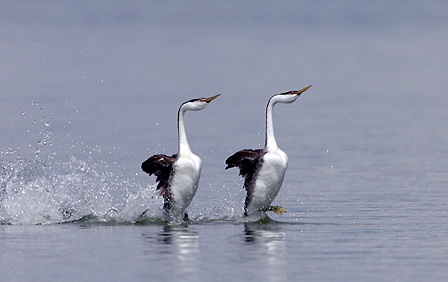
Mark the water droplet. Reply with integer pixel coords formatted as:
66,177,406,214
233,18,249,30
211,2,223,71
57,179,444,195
4,148,16,154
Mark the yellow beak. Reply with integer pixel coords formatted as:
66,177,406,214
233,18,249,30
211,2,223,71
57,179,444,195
205,94,221,103
296,85,312,95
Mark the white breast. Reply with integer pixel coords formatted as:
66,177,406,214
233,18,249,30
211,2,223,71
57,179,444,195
248,149,288,213
169,153,202,217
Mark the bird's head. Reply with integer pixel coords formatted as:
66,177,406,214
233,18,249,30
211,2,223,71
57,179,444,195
182,94,221,111
278,85,312,103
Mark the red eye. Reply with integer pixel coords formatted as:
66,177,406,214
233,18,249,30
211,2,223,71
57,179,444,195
199,98,206,102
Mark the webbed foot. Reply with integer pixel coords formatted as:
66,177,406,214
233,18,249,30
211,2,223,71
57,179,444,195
267,205,287,215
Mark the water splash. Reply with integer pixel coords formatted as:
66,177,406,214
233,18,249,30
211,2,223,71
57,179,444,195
0,152,150,225
0,144,248,225
0,116,159,224
0,152,246,225
1,105,246,225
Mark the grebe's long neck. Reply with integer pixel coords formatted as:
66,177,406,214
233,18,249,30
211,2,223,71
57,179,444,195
177,106,192,156
265,97,278,151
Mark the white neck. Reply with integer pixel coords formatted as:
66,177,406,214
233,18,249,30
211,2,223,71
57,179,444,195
177,106,192,156
265,96,279,151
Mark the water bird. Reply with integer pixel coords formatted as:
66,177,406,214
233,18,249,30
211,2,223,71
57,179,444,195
225,85,311,217
141,94,220,221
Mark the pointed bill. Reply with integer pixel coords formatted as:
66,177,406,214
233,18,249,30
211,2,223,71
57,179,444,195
205,94,221,103
295,85,312,95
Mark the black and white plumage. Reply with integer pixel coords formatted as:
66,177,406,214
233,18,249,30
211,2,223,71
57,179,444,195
225,85,311,216
141,94,220,220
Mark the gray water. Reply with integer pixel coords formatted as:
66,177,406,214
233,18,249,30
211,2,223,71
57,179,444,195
1,1,448,281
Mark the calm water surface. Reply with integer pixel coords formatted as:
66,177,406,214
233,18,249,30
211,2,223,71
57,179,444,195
1,1,448,281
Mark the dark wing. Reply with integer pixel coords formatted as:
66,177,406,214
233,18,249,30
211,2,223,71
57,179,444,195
225,149,264,209
225,149,263,178
141,154,177,191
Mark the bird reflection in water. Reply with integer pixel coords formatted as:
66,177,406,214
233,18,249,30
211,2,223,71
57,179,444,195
156,225,200,274
243,224,287,282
